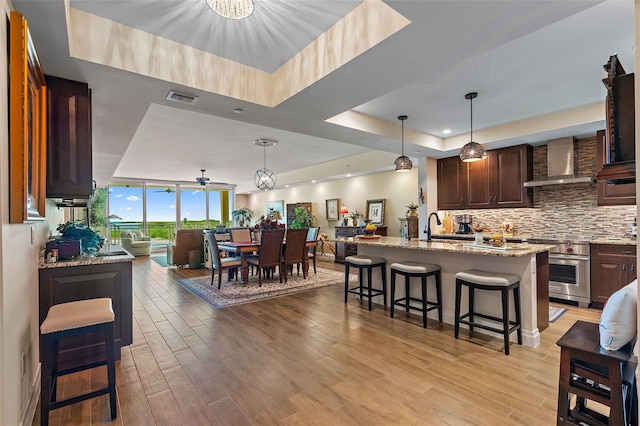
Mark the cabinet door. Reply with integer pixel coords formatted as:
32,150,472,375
596,130,635,205
590,255,626,307
46,75,92,199
437,156,466,210
590,244,637,308
465,154,492,209
493,145,533,208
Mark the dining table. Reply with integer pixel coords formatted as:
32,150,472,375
217,240,318,284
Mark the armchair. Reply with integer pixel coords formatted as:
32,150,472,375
120,231,152,256
167,229,205,268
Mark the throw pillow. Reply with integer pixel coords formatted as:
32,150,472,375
599,279,638,351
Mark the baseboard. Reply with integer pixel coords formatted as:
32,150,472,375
19,365,40,426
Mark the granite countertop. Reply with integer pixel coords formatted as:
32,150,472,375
39,247,135,269
335,236,555,258
590,237,637,246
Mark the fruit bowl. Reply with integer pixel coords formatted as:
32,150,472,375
363,228,376,235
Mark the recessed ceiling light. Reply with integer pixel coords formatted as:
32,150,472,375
285,185,290,188
311,180,317,183
234,108,244,113
443,129,451,134
346,174,352,177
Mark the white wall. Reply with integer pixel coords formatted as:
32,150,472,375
244,169,419,237
1,4,65,425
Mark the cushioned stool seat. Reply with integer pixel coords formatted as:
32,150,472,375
344,255,387,311
454,269,522,355
40,298,117,426
390,261,442,328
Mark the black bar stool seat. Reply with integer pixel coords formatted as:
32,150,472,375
344,255,387,311
40,298,117,426
454,269,522,355
390,261,442,328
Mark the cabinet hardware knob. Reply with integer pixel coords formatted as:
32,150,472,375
622,264,626,272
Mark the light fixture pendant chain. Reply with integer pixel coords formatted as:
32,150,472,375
401,119,405,155
263,144,267,169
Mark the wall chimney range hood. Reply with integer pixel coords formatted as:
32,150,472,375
523,137,595,187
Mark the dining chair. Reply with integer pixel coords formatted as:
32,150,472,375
204,230,242,289
283,228,308,283
247,228,285,287
229,227,254,277
306,227,320,274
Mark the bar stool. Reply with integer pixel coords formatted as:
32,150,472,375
390,261,442,328
40,298,117,426
344,255,387,311
557,320,637,426
454,269,522,355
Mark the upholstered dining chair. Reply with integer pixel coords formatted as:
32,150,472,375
247,228,285,287
229,227,255,277
282,228,308,283
203,230,242,289
306,227,320,274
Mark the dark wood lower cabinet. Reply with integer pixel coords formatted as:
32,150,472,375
39,260,133,370
590,244,637,309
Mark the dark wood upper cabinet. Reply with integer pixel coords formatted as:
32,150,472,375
595,55,635,184
596,129,635,205
437,144,533,210
45,75,93,201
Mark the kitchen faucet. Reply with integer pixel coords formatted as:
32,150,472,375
424,212,442,242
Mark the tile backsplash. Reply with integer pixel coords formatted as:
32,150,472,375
446,136,636,240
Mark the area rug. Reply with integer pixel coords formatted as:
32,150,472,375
151,255,169,267
177,267,355,309
549,306,568,323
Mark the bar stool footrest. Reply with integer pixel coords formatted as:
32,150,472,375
458,312,521,335
49,387,112,411
347,286,385,298
393,297,440,314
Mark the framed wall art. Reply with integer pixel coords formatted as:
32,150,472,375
266,200,284,219
325,198,339,221
9,11,47,223
366,199,385,225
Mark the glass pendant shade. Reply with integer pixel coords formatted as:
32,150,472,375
395,115,412,172
206,0,254,20
459,92,487,162
254,138,277,191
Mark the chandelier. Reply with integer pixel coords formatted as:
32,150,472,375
394,115,412,172
459,92,487,162
206,0,254,20
254,138,277,191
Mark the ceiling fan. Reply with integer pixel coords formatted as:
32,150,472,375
195,169,231,186
154,187,175,193
196,169,210,186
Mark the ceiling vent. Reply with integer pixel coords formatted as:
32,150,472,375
166,90,199,105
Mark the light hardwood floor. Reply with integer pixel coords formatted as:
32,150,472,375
33,255,602,425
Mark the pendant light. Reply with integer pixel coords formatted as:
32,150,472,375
394,115,412,172
254,138,277,191
459,92,487,162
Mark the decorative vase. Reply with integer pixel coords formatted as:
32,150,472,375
352,218,358,226
474,231,483,244
408,208,418,218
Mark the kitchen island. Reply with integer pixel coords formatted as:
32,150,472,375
339,236,554,348
38,249,134,369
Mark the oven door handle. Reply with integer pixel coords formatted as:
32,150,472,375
549,254,590,262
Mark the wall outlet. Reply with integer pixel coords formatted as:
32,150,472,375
30,226,35,244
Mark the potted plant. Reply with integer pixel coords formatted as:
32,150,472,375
406,202,419,218
290,206,314,229
348,208,362,227
231,207,253,227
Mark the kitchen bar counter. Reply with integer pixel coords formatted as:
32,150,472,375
38,248,134,269
339,236,552,348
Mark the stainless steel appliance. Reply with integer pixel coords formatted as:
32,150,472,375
528,238,591,308
455,214,473,234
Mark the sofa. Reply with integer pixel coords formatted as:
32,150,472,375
120,231,152,256
167,228,205,268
